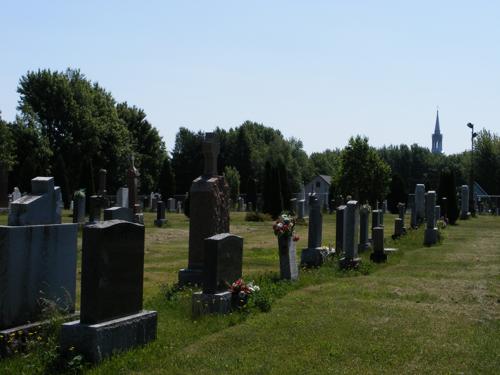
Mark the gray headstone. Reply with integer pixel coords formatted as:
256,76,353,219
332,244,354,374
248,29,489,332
8,177,61,226
202,233,243,294
0,223,78,329
435,205,441,221
297,199,305,219
103,206,134,222
278,236,299,280
73,193,86,224
371,210,382,229
154,201,167,227
415,184,426,223
340,200,361,268
80,220,145,324
301,194,330,267
394,218,404,237
116,187,129,208
370,227,387,263
358,206,370,251
167,198,176,212
397,202,406,227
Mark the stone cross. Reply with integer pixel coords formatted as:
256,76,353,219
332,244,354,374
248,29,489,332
202,133,220,176
127,155,140,211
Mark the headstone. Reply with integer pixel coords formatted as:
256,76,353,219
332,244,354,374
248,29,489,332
127,156,140,213
60,220,157,363
103,206,134,222
116,187,129,208
370,227,387,263
167,198,176,212
415,184,426,223
237,197,244,212
178,133,230,286
98,169,107,196
154,201,167,227
358,205,370,251
435,205,441,221
176,201,182,213
301,194,330,267
151,193,158,212
247,202,253,212
0,163,8,208
0,223,78,329
335,205,346,253
297,199,305,219
73,191,86,224
424,191,438,245
278,235,299,280
202,234,243,294
8,177,61,226
393,218,404,238
372,209,382,229
397,202,406,228
460,185,470,220
89,195,103,223
11,187,21,202
340,200,361,268
441,197,448,220
382,200,388,214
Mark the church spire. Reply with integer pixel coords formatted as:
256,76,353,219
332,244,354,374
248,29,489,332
431,108,443,154
434,109,441,135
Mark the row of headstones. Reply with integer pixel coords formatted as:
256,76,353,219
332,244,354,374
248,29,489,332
0,175,155,363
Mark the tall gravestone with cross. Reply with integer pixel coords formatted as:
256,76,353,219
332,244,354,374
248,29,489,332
178,133,230,286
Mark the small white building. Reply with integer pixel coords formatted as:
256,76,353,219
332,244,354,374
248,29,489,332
304,175,331,208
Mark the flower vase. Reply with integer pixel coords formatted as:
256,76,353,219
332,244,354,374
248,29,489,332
278,235,299,280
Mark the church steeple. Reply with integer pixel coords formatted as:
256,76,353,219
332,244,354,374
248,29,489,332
432,109,443,154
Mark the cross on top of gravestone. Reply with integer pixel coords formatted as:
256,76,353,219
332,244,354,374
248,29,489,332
202,133,220,176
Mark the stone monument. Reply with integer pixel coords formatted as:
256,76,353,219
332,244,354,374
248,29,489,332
424,191,438,245
460,185,470,220
178,133,230,286
415,184,426,223
301,194,330,267
339,200,361,269
60,220,157,363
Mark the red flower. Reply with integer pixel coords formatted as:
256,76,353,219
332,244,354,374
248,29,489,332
293,235,300,242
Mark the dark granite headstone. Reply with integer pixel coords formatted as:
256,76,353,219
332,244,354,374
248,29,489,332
154,200,167,227
202,233,243,294
370,227,387,263
80,220,145,324
335,205,346,252
179,133,230,286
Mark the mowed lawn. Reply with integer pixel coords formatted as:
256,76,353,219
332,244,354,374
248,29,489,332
0,211,499,374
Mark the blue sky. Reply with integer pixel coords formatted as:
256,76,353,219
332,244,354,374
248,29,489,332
1,0,498,155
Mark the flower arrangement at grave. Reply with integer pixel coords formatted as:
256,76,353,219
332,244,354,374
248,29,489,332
228,278,260,308
272,212,300,242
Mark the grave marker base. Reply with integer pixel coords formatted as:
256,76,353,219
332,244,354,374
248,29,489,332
192,291,232,316
300,247,332,268
339,257,361,269
178,268,203,286
60,310,157,363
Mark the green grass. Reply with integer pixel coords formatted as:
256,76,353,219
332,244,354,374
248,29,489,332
1,210,499,374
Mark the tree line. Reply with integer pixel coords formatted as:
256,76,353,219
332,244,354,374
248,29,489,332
1,68,499,215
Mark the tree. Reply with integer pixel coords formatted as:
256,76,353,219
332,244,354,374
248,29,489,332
117,102,167,193
158,156,175,200
334,136,391,205
223,166,240,202
386,174,407,213
17,68,131,203
262,159,292,218
171,127,204,194
310,149,340,177
0,111,15,170
473,129,500,195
